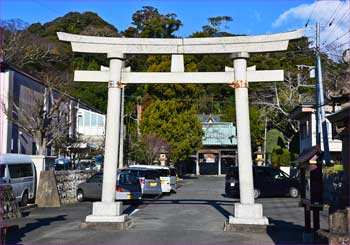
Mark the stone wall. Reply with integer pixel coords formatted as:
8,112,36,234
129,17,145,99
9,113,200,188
0,185,21,220
55,170,97,204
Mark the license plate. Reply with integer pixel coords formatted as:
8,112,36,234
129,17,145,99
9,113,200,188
161,180,165,184
230,183,235,187
150,182,157,187
127,194,132,199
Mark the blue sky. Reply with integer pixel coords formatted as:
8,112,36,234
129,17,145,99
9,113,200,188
1,0,349,56
1,0,313,36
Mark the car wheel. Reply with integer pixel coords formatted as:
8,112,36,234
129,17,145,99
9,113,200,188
20,191,29,207
289,187,299,198
253,189,260,199
77,189,85,202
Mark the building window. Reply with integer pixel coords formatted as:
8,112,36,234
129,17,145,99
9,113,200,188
91,114,97,127
78,114,83,127
84,111,90,127
98,116,104,126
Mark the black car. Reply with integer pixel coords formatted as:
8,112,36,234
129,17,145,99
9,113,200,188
225,165,300,198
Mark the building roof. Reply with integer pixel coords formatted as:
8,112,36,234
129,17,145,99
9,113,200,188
290,104,340,120
327,102,350,123
202,122,237,146
292,145,322,163
198,114,221,123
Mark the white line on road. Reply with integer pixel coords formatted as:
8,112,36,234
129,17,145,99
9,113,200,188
129,208,139,216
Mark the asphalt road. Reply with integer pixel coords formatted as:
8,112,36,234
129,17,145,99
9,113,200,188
6,176,328,244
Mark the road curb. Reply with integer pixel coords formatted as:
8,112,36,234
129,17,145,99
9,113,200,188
19,204,37,212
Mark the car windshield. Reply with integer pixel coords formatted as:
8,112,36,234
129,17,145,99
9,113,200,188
119,174,139,185
89,174,103,183
159,169,170,177
144,170,159,179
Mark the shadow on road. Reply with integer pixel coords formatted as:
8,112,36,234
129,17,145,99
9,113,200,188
180,175,199,180
140,198,238,218
6,215,67,244
267,217,304,244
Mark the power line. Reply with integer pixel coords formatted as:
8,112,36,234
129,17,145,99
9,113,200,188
326,52,344,58
332,8,350,28
322,29,350,49
326,1,343,27
305,1,319,28
321,3,349,46
323,40,350,52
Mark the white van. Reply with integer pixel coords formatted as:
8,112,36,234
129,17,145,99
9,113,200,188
169,166,177,193
0,154,36,206
128,165,172,194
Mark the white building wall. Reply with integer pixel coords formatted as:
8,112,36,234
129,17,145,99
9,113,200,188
300,111,342,156
0,70,11,154
77,108,105,138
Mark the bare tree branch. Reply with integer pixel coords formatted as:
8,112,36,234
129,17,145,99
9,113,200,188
252,70,313,140
1,72,72,155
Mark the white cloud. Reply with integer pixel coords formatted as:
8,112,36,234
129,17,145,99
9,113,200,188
273,1,350,57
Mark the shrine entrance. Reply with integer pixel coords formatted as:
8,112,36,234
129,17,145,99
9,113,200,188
58,29,303,227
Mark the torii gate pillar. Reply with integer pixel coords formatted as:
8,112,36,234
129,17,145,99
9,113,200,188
228,52,269,225
85,52,127,223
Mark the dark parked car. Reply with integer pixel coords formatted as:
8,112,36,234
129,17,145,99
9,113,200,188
76,172,142,202
225,165,300,198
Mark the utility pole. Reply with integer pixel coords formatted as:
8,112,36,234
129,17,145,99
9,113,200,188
263,116,267,166
316,22,330,163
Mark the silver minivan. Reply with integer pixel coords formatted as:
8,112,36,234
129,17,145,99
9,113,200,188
0,154,36,206
128,165,172,194
76,172,142,202
121,168,162,196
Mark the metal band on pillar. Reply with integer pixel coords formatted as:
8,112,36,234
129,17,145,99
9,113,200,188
108,81,127,88
229,80,249,89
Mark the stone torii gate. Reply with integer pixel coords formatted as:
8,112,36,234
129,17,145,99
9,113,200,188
58,30,303,227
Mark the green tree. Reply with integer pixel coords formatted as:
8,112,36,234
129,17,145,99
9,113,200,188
130,6,182,38
271,145,292,168
140,100,203,163
249,106,265,150
265,129,285,164
191,16,234,37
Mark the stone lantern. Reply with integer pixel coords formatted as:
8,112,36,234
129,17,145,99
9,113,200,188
254,146,264,166
159,145,168,166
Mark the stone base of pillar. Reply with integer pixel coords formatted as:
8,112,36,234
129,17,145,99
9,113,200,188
80,219,132,231
228,203,269,225
85,201,126,223
224,221,267,233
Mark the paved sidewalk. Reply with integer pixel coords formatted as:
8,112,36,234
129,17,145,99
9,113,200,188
6,176,328,244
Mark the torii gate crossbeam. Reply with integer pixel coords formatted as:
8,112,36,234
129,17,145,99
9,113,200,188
58,30,303,229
